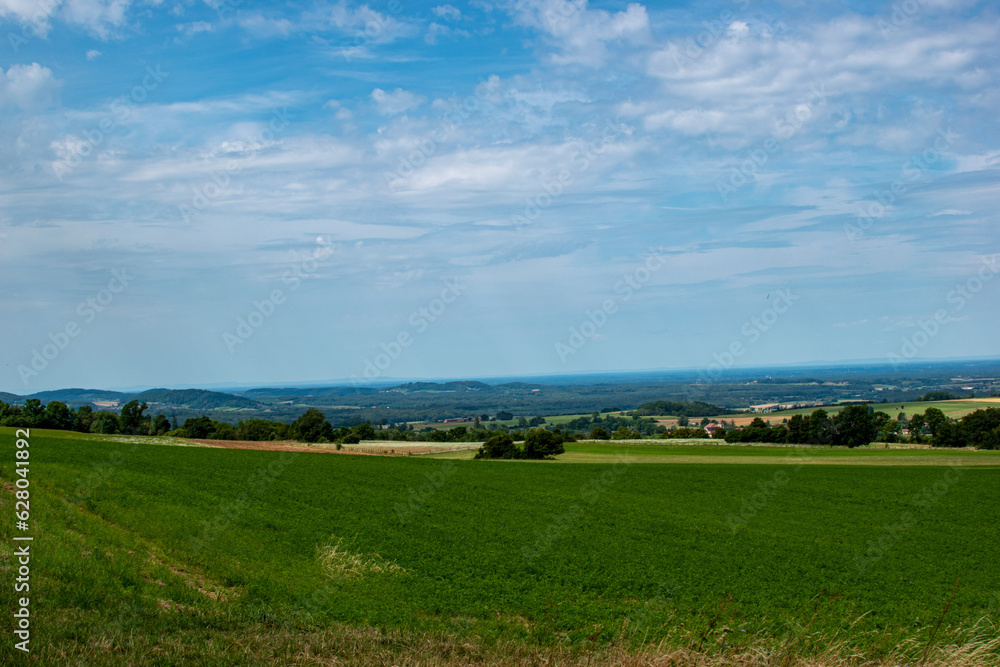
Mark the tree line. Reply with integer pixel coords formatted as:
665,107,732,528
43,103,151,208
0,399,172,435
721,405,1000,449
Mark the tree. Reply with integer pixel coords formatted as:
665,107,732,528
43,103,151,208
149,414,171,436
22,399,44,427
940,407,1000,450
90,411,120,434
787,414,809,443
909,412,926,442
676,415,690,427
522,428,565,459
832,405,878,448
424,429,448,442
807,409,833,444
235,419,277,441
590,426,610,440
75,405,94,432
931,420,962,448
880,419,901,443
917,391,958,402
475,431,518,459
496,411,513,421
119,400,149,435
292,409,335,443
43,401,73,430
351,422,376,440
922,408,947,437
180,416,213,438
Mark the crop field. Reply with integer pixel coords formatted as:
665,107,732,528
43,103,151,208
2,428,1000,665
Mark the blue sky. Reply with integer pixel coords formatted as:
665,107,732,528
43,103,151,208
1,0,998,393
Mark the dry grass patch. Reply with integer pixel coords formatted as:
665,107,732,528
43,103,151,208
316,535,406,579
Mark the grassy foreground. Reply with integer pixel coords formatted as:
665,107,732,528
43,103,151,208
2,429,999,665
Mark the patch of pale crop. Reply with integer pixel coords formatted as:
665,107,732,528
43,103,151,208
316,536,406,580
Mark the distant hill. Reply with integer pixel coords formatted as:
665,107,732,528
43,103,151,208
392,381,492,392
28,388,127,405
241,386,378,399
0,392,23,404
4,387,262,412
131,389,262,411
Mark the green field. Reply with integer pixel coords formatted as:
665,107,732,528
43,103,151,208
3,428,1000,664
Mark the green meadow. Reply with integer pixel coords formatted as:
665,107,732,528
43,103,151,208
2,428,999,664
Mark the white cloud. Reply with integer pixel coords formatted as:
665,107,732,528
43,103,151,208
0,0,58,35
61,0,133,39
176,20,213,38
506,0,650,67
325,1,416,44
371,87,425,115
86,49,102,59
0,63,60,110
425,21,470,44
0,0,60,31
236,14,294,37
634,14,1000,150
0,0,134,39
432,4,462,21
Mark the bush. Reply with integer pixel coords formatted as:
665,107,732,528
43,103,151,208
292,409,335,443
610,426,639,440
522,429,564,459
475,432,518,459
590,426,610,440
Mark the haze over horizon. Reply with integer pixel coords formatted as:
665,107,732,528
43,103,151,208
3,0,998,394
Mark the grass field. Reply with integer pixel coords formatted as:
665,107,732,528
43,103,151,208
3,428,999,665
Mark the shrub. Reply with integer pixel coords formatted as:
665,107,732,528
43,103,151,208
475,432,518,459
522,429,564,459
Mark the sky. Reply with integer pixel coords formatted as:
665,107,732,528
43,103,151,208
1,0,998,393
